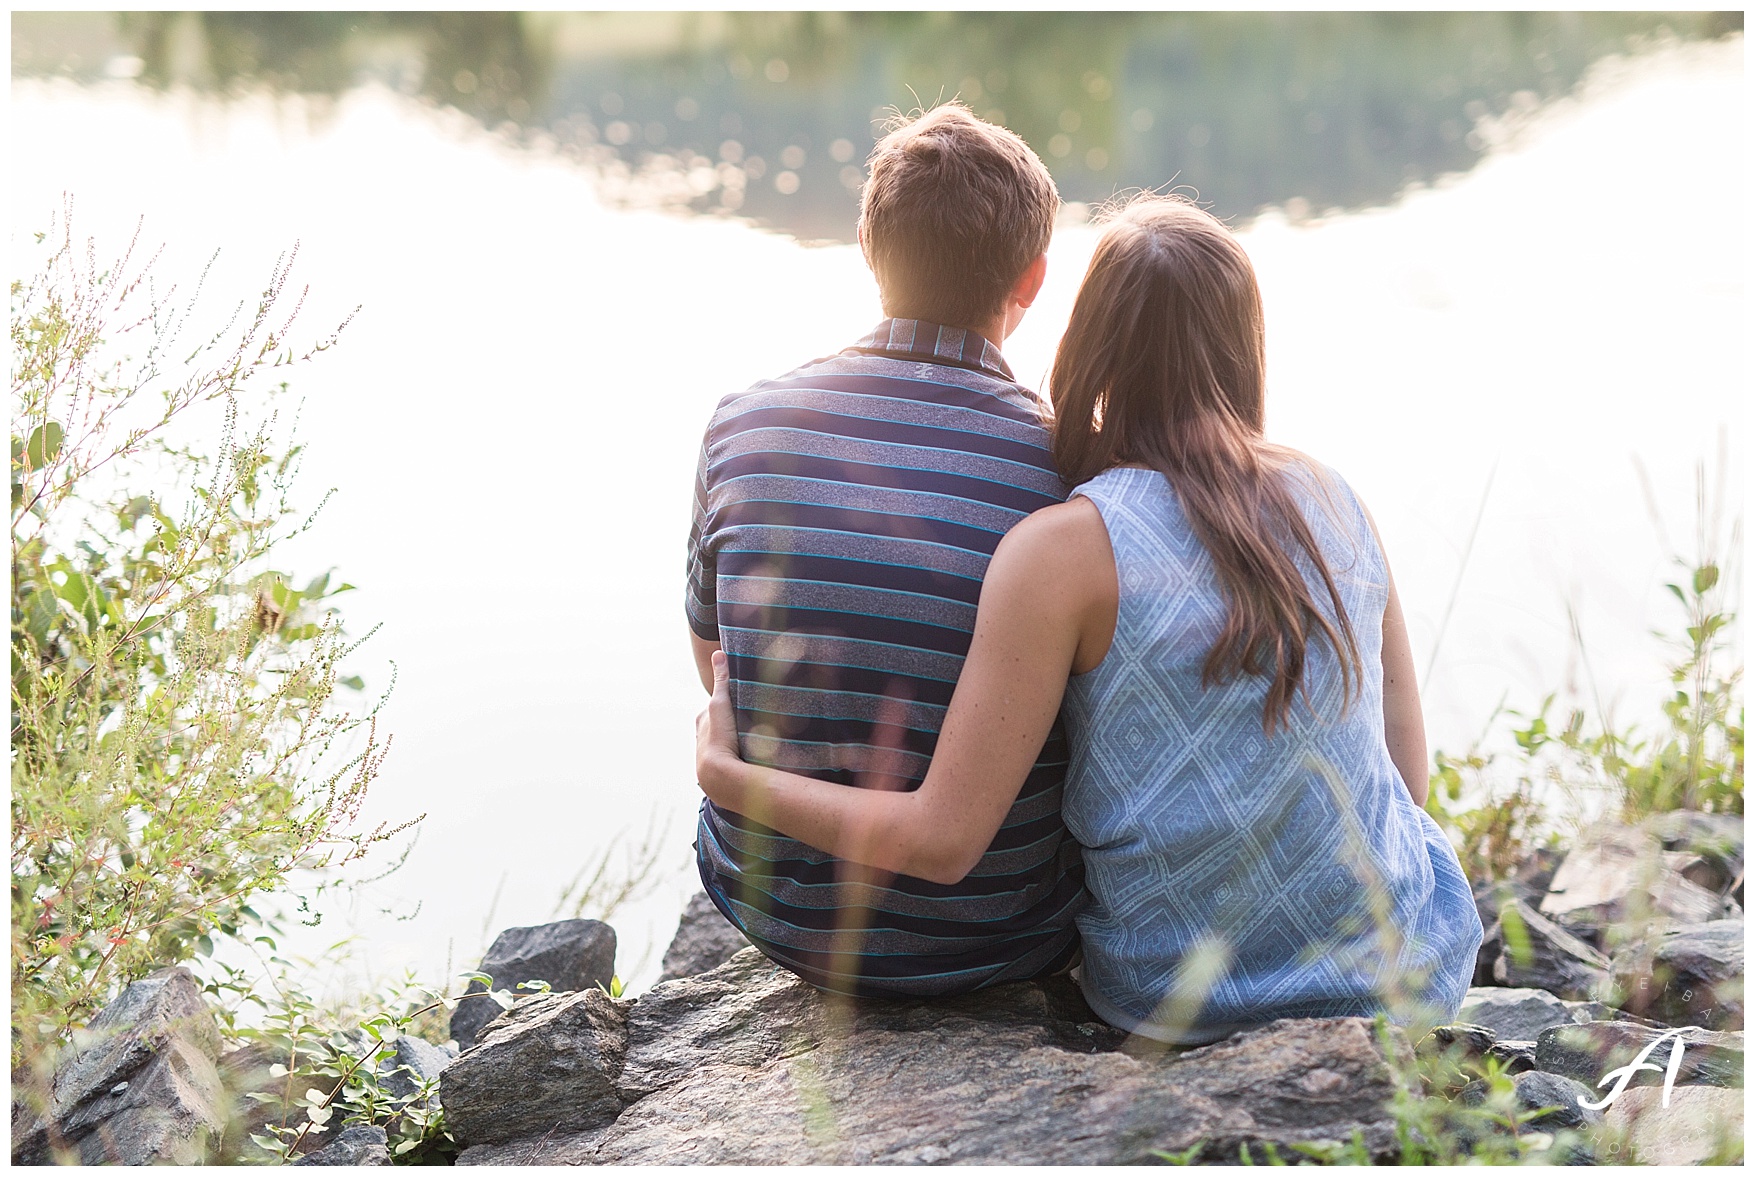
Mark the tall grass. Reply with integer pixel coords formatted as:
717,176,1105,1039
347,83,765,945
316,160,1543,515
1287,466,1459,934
1424,462,1742,882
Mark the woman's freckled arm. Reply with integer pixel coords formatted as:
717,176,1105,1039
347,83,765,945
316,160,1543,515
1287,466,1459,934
1356,499,1428,807
694,498,1117,884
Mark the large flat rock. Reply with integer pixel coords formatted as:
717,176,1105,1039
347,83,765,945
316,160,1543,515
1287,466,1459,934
455,950,1407,1165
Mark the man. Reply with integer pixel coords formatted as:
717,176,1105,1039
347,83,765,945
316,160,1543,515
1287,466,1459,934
685,103,1085,997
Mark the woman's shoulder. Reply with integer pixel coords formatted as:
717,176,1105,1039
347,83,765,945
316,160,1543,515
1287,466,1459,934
1067,463,1171,507
1263,447,1387,578
1006,494,1110,552
1264,444,1345,490
1264,446,1372,517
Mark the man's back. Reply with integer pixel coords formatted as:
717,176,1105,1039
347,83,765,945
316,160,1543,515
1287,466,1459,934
687,318,1086,996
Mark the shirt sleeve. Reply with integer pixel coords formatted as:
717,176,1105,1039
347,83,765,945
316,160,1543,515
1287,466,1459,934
684,420,720,641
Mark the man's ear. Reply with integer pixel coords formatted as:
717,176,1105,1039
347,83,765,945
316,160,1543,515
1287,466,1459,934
1012,254,1048,310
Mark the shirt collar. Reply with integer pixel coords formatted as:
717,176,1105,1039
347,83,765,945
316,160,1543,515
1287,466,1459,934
846,318,1016,382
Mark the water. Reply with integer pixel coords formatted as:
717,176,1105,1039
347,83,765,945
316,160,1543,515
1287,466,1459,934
9,34,1742,999
14,11,1743,240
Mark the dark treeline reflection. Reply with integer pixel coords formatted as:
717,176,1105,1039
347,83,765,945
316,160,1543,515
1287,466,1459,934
13,10,1743,241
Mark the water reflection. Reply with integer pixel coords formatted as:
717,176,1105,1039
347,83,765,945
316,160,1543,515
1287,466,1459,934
12,10,1742,241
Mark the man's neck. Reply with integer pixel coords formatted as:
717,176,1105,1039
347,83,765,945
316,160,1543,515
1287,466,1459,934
891,313,1008,353
966,316,1007,352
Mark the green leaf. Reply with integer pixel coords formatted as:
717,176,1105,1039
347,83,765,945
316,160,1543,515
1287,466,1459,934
489,988,516,1010
306,1104,333,1126
268,1063,290,1078
1151,1142,1204,1165
24,421,64,467
1693,564,1720,594
394,1138,421,1155
117,495,154,530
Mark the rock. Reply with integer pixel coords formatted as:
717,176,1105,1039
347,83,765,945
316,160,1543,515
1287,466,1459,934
1677,852,1736,895
1492,900,1612,1000
454,949,1406,1165
1470,881,1526,987
377,1035,451,1102
1505,1070,1603,1130
1611,920,1745,1031
290,1124,391,1166
1656,807,1747,906
1514,846,1566,897
451,919,617,1050
440,987,629,1147
1485,1040,1538,1074
657,892,750,983
1459,1068,1602,1130
1561,998,1617,1022
10,966,226,1166
1472,918,1503,987
1602,1084,1746,1165
1417,1023,1517,1095
1421,1023,1497,1057
1535,1020,1744,1089
618,946,832,1101
1651,809,1743,876
1540,826,1723,947
1457,987,1580,1041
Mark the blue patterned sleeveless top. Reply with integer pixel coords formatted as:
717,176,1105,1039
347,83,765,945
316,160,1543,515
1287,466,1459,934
1064,463,1481,1044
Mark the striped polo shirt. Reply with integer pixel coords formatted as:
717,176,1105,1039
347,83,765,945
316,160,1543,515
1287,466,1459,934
686,318,1088,997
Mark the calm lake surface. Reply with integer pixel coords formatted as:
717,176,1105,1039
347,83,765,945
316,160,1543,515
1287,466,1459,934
10,26,1744,997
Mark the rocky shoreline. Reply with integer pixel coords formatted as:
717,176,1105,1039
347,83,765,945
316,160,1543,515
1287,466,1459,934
13,813,1744,1165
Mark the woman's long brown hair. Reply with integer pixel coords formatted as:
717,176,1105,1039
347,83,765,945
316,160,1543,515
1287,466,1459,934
1049,195,1361,735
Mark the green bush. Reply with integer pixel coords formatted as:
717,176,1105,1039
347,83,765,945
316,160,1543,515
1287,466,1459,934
202,950,498,1164
10,212,410,1107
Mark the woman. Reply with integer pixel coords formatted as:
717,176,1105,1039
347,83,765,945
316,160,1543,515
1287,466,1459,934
695,195,1481,1043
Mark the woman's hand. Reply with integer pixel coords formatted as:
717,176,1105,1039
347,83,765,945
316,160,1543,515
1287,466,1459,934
694,650,745,806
